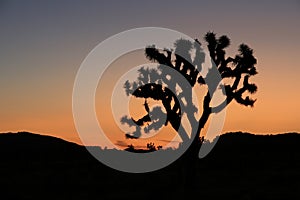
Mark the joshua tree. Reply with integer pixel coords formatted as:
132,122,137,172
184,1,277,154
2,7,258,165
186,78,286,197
121,32,258,158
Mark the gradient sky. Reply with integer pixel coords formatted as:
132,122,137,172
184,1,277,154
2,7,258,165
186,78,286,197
0,0,299,146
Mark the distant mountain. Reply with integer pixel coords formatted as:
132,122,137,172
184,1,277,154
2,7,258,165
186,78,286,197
0,131,299,200
0,131,80,148
0,131,299,160
0,131,86,162
202,131,300,168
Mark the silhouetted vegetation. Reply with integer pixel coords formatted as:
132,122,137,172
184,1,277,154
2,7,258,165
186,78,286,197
122,32,258,156
0,131,299,200
125,142,163,153
121,32,258,188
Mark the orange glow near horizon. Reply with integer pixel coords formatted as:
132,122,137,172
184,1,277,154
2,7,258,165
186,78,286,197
1,38,300,147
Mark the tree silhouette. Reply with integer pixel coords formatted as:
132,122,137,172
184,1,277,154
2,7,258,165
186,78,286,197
122,32,258,159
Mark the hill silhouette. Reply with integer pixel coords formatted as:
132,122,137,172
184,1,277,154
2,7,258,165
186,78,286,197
0,131,299,200
0,132,84,161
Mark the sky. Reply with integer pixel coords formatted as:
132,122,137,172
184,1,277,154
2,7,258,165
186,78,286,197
0,0,300,147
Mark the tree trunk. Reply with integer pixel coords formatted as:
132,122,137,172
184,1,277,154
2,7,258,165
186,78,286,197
181,108,211,190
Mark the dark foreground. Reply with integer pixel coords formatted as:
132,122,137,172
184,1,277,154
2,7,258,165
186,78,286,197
0,132,299,200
